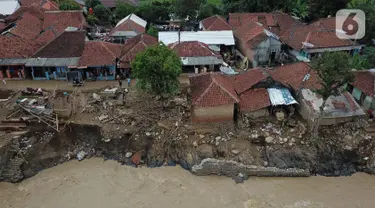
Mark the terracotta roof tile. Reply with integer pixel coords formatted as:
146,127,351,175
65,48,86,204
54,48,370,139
0,36,42,58
229,13,276,29
190,73,239,107
79,41,122,67
169,41,220,57
280,26,356,50
32,30,86,58
110,18,145,35
201,15,232,31
233,68,268,94
271,12,305,36
239,88,270,111
234,21,268,49
119,34,158,68
7,12,43,40
6,4,44,23
270,62,322,91
352,70,375,97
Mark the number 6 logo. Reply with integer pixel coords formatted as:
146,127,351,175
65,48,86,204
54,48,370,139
336,9,365,40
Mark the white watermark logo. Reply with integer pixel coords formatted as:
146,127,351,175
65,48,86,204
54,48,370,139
336,9,365,40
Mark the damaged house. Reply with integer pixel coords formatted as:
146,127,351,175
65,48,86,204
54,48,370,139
349,69,375,110
271,62,365,126
233,21,282,68
169,41,224,73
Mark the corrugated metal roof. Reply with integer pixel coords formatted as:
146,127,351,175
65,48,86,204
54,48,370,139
116,13,147,28
159,31,235,46
181,56,223,66
26,57,80,67
267,88,298,106
110,31,138,37
0,58,27,65
0,1,20,15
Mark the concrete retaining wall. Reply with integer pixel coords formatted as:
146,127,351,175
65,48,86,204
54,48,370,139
191,158,310,177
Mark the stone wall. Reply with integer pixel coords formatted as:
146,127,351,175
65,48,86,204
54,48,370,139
243,108,269,119
192,158,310,177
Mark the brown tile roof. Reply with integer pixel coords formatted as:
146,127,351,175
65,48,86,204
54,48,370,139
42,0,59,10
36,10,88,45
79,41,122,67
169,41,221,58
99,0,138,8
234,21,268,49
7,12,43,40
201,15,232,31
280,28,356,50
352,70,375,97
0,36,42,58
229,13,276,29
270,62,322,91
239,88,271,111
110,18,145,36
190,73,239,107
0,23,6,32
309,17,336,30
119,34,158,68
270,12,306,36
32,30,86,58
233,68,268,94
5,4,44,23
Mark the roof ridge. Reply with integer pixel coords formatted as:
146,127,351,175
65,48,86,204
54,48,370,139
212,74,239,102
100,41,117,59
194,76,214,105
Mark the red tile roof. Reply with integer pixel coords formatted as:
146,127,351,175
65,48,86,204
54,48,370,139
36,11,88,45
99,0,138,8
201,15,232,31
229,13,276,29
309,17,336,30
270,12,306,36
0,36,42,58
7,12,43,40
233,68,268,94
234,21,268,49
110,18,145,36
79,41,122,67
169,41,221,57
270,62,322,91
280,28,355,50
6,4,44,23
0,23,6,32
190,73,239,107
352,70,375,97
239,88,270,111
42,0,60,10
32,30,86,58
119,34,158,68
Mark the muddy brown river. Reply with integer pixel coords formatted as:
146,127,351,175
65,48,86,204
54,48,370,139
1,158,375,208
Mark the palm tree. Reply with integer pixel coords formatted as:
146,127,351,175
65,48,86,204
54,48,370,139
291,0,309,20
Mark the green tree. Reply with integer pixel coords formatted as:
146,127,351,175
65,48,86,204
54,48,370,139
85,0,101,9
87,14,99,25
173,0,205,20
197,2,223,20
308,0,350,21
115,1,136,21
291,0,309,20
364,47,375,68
349,0,375,44
59,0,81,10
147,25,159,37
311,52,355,136
132,43,182,95
94,4,111,22
137,1,172,23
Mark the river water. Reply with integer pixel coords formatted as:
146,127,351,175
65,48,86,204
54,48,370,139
1,158,375,208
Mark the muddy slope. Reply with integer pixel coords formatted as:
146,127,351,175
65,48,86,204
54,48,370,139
1,122,375,183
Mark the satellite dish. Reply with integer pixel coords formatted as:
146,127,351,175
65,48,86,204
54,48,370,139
302,42,314,48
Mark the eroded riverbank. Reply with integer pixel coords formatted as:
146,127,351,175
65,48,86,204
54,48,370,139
1,158,375,208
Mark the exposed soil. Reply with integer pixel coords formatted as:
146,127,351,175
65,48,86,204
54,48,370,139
0,87,375,182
